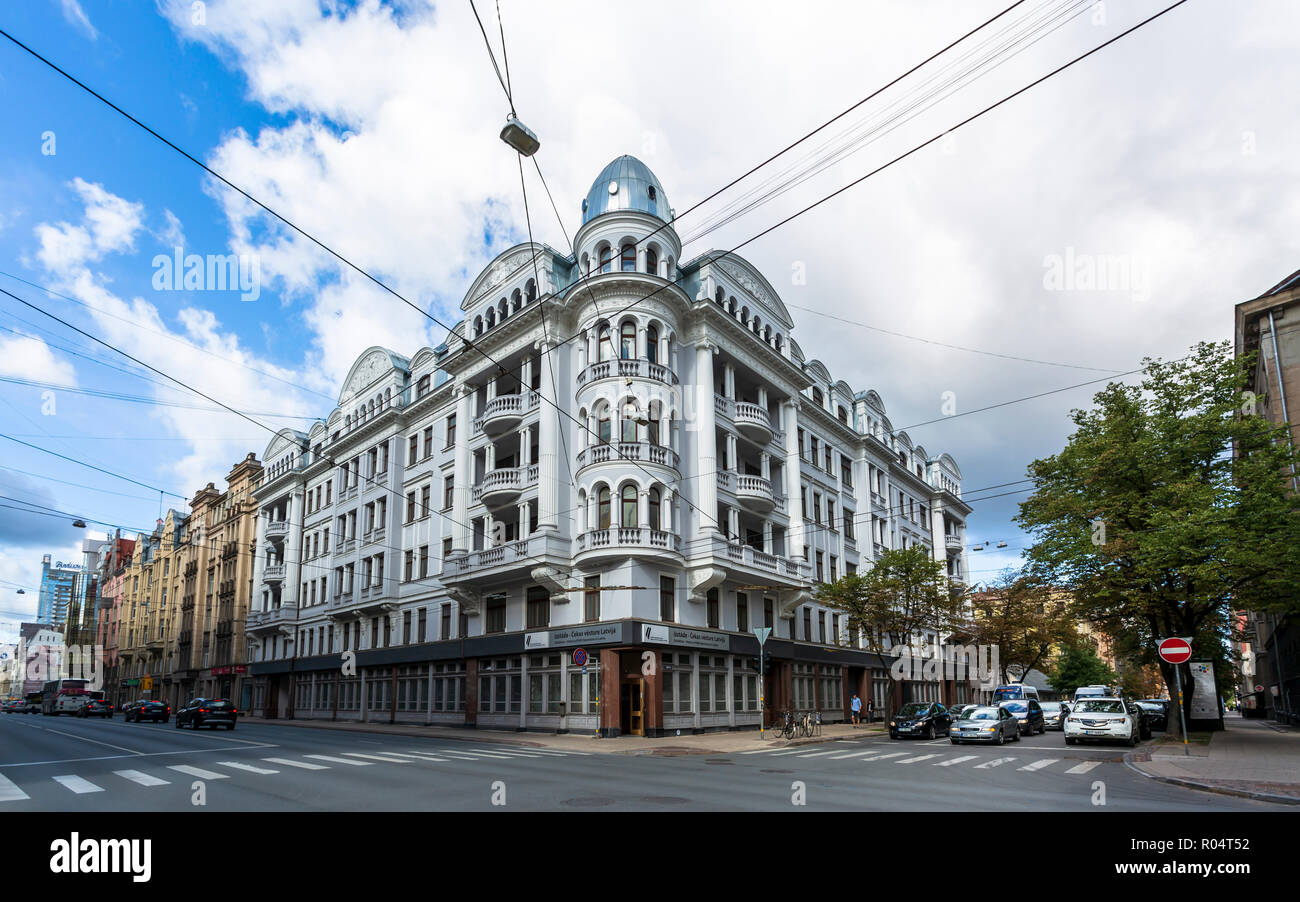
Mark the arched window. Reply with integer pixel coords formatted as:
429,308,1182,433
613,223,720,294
621,399,639,443
474,316,483,336
499,298,508,321
741,306,749,325
648,487,661,529
526,279,536,302
597,406,611,443
715,286,725,305
485,307,495,328
621,485,638,526
621,243,636,272
646,248,658,275
620,321,636,359
647,401,661,445
511,289,522,312
775,334,783,352
599,246,613,273
646,325,659,365
728,297,737,316
764,325,772,343
812,387,824,405
597,487,611,529
597,324,613,362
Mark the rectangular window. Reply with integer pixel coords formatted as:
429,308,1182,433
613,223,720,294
584,575,600,623
485,596,506,634
764,597,774,629
445,414,456,449
706,589,719,629
803,607,812,641
443,475,454,510
527,587,551,629
423,426,433,459
418,608,427,643
408,435,418,463
419,545,429,579
421,486,431,518
659,576,675,622
736,592,748,633
406,492,416,523
440,604,451,641
403,611,412,645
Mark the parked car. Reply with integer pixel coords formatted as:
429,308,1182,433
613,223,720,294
1040,701,1068,731
948,704,979,722
949,705,1019,745
999,699,1046,735
1065,698,1139,746
1,699,25,714
1127,699,1155,739
77,699,114,718
122,699,171,723
889,702,950,740
1136,699,1169,731
176,698,238,730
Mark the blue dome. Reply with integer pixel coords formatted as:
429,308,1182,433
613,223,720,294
581,155,671,225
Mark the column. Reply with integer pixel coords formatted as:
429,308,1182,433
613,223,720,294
760,452,771,480
726,434,738,472
758,386,768,409
518,502,531,539
486,376,497,403
536,340,559,530
666,487,676,533
724,363,735,400
636,247,647,273
522,354,533,392
763,521,773,554
519,428,530,466
484,511,495,548
695,343,719,534
485,443,495,472
783,400,805,559
728,507,740,541
452,385,473,553
637,324,648,361
252,513,267,612
639,490,650,529
284,490,303,606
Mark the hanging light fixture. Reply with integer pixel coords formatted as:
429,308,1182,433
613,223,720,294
499,115,540,156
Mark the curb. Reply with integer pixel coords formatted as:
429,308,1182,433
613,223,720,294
1122,751,1300,807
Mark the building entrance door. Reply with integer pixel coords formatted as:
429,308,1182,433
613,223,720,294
620,677,644,736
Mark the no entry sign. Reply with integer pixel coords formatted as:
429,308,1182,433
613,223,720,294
1158,637,1192,665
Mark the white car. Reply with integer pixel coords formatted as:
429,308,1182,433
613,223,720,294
1064,698,1139,746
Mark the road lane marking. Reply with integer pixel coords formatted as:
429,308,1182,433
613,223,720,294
426,750,484,761
53,775,103,794
343,753,410,763
896,754,941,764
767,748,815,757
1065,761,1102,774
828,750,879,759
1018,759,1059,772
384,753,451,763
305,755,371,766
860,752,908,762
264,757,329,770
974,757,1017,769
217,761,279,774
168,765,229,780
795,750,841,758
934,756,978,767
114,770,169,786
0,773,30,801
42,728,142,755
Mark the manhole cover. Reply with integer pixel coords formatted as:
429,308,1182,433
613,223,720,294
563,797,615,808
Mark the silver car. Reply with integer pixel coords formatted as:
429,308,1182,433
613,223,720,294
949,705,1020,745
1040,701,1068,731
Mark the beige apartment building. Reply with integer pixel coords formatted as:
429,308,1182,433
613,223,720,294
112,510,189,707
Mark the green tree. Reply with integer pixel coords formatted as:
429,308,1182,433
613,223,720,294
967,571,1074,684
1016,342,1300,728
1048,643,1117,698
816,545,967,715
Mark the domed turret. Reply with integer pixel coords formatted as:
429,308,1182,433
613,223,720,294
581,155,671,225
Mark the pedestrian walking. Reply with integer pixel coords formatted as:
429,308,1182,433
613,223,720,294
850,693,862,726
866,698,874,723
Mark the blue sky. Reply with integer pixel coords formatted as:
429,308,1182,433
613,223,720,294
1,0,1298,640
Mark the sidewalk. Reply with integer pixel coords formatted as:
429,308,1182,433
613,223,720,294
244,715,886,756
1126,715,1300,805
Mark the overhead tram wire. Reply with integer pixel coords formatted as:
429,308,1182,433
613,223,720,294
0,3,1190,550
0,435,186,499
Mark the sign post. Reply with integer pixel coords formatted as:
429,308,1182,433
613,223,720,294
753,627,771,737
1158,637,1193,756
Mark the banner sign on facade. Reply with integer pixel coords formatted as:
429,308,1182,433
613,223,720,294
525,623,621,650
641,623,729,651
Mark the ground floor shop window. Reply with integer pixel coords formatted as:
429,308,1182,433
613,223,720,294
568,661,601,714
699,655,728,712
338,677,360,711
661,653,693,714
819,664,842,710
397,664,428,712
872,670,887,718
479,657,522,713
527,654,562,713
432,661,464,712
733,658,760,712
793,663,816,710
366,668,391,711
314,679,333,710
295,676,311,710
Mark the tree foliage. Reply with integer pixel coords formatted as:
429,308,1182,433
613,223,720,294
1016,342,1300,724
1048,643,1117,698
967,570,1075,684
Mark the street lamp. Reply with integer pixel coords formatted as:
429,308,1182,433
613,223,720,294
72,519,86,528
499,115,540,156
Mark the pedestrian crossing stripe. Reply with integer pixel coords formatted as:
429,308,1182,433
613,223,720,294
934,756,978,766
896,754,941,764
263,757,329,770
0,773,30,801
304,754,371,766
343,753,411,763
53,775,103,794
216,761,279,774
973,757,1017,769
1065,761,1101,774
859,751,908,762
115,769,169,786
828,750,878,760
168,765,229,780
1018,759,1059,772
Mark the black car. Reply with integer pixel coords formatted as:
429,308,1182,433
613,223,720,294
122,699,171,723
889,702,950,739
1136,700,1169,731
176,698,238,730
77,699,114,718
999,699,1046,735
1128,699,1156,738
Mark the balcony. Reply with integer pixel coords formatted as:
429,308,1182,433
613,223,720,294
473,464,539,508
574,527,682,561
576,441,679,472
576,358,678,392
716,471,776,513
248,605,297,635
708,533,808,581
474,391,538,436
442,530,572,586
265,520,290,540
945,534,963,552
733,401,774,445
263,564,285,583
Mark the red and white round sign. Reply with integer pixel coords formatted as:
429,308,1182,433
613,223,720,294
1158,637,1192,665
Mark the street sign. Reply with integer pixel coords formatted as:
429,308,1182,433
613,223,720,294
141,676,153,691
753,627,771,645
573,648,588,668
1157,637,1192,665
1255,684,1264,693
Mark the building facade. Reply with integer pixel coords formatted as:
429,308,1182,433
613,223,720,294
37,554,83,631
247,155,974,735
1235,268,1300,724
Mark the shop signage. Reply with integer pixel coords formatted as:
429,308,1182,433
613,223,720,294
525,624,621,650
641,624,729,651
1189,661,1219,719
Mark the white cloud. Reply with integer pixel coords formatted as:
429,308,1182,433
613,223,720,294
59,0,98,41
0,333,78,386
35,178,144,274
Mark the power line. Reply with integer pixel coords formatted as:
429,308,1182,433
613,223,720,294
0,433,186,498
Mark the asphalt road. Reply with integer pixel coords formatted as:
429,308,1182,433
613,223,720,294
0,712,1274,811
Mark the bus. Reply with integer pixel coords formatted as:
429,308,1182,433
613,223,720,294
41,679,92,715
991,683,1040,702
